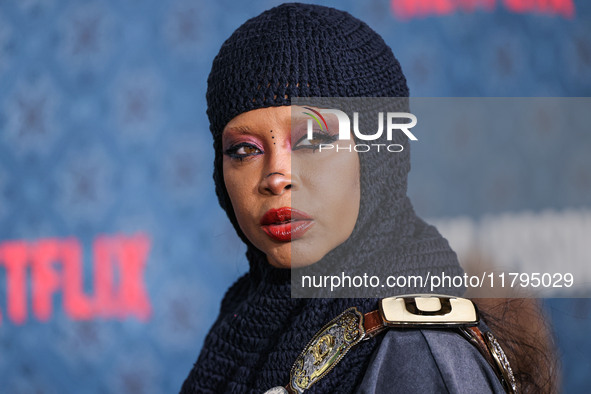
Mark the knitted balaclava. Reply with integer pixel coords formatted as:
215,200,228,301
181,3,463,393
208,2,409,249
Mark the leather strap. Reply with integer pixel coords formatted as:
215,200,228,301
363,310,387,338
461,326,496,367
284,384,296,394
459,326,517,394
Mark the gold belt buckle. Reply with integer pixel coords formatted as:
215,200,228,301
288,307,365,393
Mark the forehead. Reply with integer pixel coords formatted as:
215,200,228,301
223,106,291,134
222,106,337,133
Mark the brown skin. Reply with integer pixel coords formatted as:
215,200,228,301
222,106,361,269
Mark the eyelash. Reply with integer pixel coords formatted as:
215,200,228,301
224,132,338,161
292,132,338,152
224,142,263,161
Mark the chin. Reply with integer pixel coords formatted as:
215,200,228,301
264,244,291,269
265,245,323,269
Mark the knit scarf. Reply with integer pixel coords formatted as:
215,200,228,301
181,222,462,393
180,109,464,393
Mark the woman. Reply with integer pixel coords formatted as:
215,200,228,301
181,3,554,393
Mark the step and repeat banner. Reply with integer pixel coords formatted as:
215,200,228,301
0,0,589,392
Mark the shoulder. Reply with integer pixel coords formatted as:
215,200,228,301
356,328,506,394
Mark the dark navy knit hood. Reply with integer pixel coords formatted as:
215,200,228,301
181,3,463,393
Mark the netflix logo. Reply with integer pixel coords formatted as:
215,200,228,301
391,0,575,19
0,234,151,325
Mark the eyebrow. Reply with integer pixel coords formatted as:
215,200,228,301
223,125,252,135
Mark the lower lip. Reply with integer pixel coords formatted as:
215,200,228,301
262,220,314,242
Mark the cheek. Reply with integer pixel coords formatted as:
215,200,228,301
223,160,258,225
305,150,360,225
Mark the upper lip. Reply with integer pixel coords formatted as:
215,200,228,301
260,207,312,225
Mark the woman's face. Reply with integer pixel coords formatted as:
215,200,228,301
222,106,360,269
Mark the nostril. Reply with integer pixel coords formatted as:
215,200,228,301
285,184,292,190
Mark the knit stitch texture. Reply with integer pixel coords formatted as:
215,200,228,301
181,3,463,393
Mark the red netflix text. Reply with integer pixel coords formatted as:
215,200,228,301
391,0,575,19
0,234,151,325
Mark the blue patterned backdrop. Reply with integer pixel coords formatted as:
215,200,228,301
0,0,589,393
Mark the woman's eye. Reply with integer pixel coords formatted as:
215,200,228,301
236,145,259,155
293,132,338,151
224,143,263,160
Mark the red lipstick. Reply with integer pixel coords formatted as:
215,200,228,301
260,207,314,242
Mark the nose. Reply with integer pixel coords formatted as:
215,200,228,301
262,172,292,195
259,150,293,195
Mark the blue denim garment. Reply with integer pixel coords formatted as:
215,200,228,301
356,328,505,393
